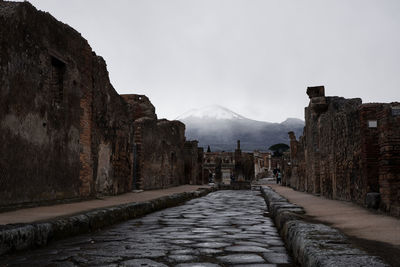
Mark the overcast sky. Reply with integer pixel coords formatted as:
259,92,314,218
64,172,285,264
23,0,400,122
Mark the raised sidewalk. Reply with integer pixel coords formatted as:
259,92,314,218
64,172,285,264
0,185,207,225
267,184,400,266
0,185,211,256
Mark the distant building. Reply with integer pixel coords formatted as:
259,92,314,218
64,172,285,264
203,140,255,184
254,151,272,178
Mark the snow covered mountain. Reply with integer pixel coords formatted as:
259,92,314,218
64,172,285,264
176,105,246,120
177,105,304,151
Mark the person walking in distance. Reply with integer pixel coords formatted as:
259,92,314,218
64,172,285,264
277,171,282,184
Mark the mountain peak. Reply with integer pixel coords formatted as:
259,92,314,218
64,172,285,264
281,117,304,126
177,105,305,151
176,105,246,120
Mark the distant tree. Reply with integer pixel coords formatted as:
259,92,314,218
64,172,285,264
207,145,211,153
268,143,289,157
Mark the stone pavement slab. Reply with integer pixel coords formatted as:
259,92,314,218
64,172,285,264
0,185,209,225
1,190,293,266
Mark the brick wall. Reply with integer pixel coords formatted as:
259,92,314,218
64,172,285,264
0,2,134,207
285,87,400,217
91,56,133,195
184,140,203,185
0,2,89,206
134,118,186,189
377,103,400,216
123,94,191,190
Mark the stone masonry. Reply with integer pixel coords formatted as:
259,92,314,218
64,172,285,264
0,2,203,209
285,86,400,217
122,94,204,190
184,140,204,185
0,1,134,206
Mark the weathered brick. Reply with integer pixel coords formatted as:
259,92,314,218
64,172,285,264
285,87,400,217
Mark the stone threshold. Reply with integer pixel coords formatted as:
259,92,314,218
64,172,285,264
260,186,389,267
0,187,214,257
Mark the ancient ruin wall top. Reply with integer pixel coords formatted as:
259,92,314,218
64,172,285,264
121,94,157,121
288,131,297,141
307,86,325,99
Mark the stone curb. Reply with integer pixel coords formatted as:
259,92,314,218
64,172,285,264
260,186,389,267
0,187,213,256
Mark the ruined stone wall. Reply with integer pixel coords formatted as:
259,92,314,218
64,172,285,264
122,94,188,190
287,87,400,216
0,2,87,205
133,118,186,190
290,87,363,202
91,58,133,196
316,96,362,201
243,153,255,181
198,148,206,184
377,103,400,217
121,94,157,121
296,135,307,191
0,2,133,207
184,140,202,185
359,104,381,199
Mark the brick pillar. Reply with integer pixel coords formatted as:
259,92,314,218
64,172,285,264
288,131,299,188
377,103,400,217
79,84,93,196
133,123,143,190
359,105,380,196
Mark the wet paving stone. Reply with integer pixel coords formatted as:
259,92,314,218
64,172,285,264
224,245,271,253
120,258,168,267
262,252,292,264
175,263,220,267
217,254,265,264
0,190,293,266
194,242,232,248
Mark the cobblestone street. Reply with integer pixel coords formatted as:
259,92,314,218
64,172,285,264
1,190,293,266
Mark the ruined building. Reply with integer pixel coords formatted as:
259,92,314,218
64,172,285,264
203,141,255,184
184,140,205,185
253,151,272,179
285,86,400,217
0,1,203,209
121,94,194,190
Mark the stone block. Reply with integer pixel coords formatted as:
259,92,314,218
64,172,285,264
306,86,325,98
260,185,390,267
